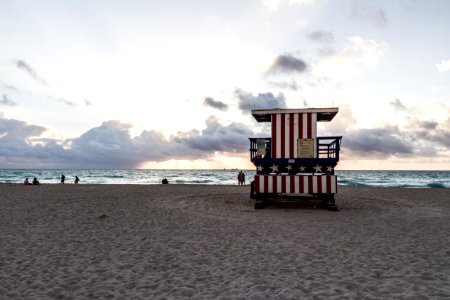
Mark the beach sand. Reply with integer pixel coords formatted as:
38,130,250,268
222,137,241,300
1,184,449,299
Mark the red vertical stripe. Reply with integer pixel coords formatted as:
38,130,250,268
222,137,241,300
289,113,294,158
281,176,286,193
255,175,259,192
264,175,269,193
326,175,331,194
271,114,276,158
280,114,285,158
307,113,312,138
308,176,313,194
298,113,303,139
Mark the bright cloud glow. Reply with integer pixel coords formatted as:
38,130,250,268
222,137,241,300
312,36,388,81
263,0,314,12
436,59,450,72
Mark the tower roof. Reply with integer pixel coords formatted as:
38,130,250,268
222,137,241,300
251,107,339,122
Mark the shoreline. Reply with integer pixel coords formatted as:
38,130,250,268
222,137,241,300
1,184,449,298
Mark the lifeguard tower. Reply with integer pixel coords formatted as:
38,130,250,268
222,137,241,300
249,107,342,210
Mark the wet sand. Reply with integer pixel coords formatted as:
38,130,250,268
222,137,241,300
1,184,449,299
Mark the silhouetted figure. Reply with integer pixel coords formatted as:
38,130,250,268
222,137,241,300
24,178,31,185
162,178,169,184
61,174,65,184
75,176,80,184
32,177,40,185
237,171,244,185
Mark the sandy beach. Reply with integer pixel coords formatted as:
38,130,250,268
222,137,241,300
1,183,449,299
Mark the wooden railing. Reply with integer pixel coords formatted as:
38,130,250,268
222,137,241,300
249,136,342,161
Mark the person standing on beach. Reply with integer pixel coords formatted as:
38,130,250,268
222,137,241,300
241,172,245,185
237,171,244,185
61,174,65,184
74,176,80,184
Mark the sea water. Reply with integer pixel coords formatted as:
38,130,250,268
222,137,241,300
0,169,449,188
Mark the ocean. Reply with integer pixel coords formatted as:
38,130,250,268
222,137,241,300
0,169,449,188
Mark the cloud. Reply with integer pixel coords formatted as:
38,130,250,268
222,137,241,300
268,54,308,74
322,106,417,159
235,89,287,111
317,47,336,57
312,36,388,80
1,94,16,106
84,99,93,106
0,116,256,168
307,30,334,44
269,79,300,91
203,97,228,111
390,98,407,111
410,118,450,148
326,106,450,161
344,127,412,156
13,59,48,85
351,1,387,27
0,118,46,139
57,97,76,107
174,116,254,153
263,0,314,12
1,83,19,92
436,59,450,72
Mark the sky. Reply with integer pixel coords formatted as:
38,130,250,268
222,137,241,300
0,0,449,170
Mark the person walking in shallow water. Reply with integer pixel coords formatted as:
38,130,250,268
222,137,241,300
74,176,80,184
61,174,65,184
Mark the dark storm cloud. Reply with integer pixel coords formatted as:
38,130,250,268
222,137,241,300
235,89,286,111
1,94,16,106
203,97,228,111
307,30,334,44
268,54,307,74
0,116,256,168
13,59,48,85
390,98,407,111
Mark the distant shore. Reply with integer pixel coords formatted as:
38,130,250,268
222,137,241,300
1,184,449,298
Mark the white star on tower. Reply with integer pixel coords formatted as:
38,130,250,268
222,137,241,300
313,165,323,173
286,165,292,171
257,165,263,172
326,166,334,173
299,166,306,172
270,164,279,173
